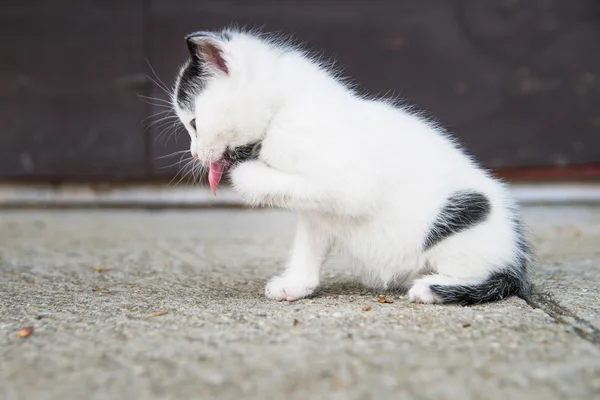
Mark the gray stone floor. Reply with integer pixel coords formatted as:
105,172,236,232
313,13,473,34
1,206,599,400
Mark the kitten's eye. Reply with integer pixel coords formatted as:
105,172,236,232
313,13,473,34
190,119,196,130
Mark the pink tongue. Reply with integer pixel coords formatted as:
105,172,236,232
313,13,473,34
208,161,225,195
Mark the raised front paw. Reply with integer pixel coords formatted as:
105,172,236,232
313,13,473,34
230,160,268,206
265,275,318,302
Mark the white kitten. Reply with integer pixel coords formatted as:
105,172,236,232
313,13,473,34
172,29,532,304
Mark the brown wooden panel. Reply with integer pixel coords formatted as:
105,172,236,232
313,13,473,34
453,0,600,169
0,0,148,180
149,0,600,178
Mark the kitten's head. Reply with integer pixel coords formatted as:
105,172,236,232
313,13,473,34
172,30,274,167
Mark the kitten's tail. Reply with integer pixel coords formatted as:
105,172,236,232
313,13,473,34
428,214,533,305
429,268,531,306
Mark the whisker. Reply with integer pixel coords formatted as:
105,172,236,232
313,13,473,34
175,159,199,187
137,97,172,109
139,94,172,105
145,115,178,129
145,120,180,136
191,160,207,186
153,121,183,143
169,157,195,186
151,117,179,130
160,153,193,169
143,109,173,120
143,110,175,123
146,75,172,98
145,58,172,95
166,125,185,145
190,161,207,187
155,149,189,160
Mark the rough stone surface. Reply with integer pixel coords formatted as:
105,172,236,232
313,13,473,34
1,206,599,400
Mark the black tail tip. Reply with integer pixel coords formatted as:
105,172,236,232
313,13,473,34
429,270,528,306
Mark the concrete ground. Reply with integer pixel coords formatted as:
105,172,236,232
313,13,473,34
1,206,599,400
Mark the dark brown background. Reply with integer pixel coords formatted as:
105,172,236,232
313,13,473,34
2,0,599,181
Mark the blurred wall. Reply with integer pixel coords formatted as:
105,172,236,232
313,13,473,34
1,0,599,181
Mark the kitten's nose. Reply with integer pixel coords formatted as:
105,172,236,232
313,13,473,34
192,152,199,160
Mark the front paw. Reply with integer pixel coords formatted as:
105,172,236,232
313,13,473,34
230,160,267,206
265,275,319,302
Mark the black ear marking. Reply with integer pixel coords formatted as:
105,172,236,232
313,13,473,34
184,31,229,74
185,31,211,55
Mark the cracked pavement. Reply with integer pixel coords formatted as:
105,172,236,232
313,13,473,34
1,206,599,399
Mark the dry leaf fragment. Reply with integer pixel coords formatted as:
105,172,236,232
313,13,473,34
293,319,301,326
362,306,372,312
331,378,346,390
377,297,393,304
462,323,472,328
92,287,109,292
17,326,34,338
147,311,168,318
93,267,111,273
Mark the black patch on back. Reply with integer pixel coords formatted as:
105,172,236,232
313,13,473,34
423,191,491,251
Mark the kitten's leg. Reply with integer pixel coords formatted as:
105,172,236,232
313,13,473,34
265,216,331,301
230,160,354,214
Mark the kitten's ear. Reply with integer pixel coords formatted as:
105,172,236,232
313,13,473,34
185,32,229,75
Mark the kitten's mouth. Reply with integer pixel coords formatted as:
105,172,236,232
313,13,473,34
207,141,262,196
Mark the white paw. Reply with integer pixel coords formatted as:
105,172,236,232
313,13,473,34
265,275,318,302
408,280,442,304
230,161,268,206
230,160,260,185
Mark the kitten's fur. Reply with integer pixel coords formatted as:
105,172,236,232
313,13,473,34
172,29,532,305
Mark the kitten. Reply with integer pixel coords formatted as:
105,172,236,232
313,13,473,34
171,29,532,305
